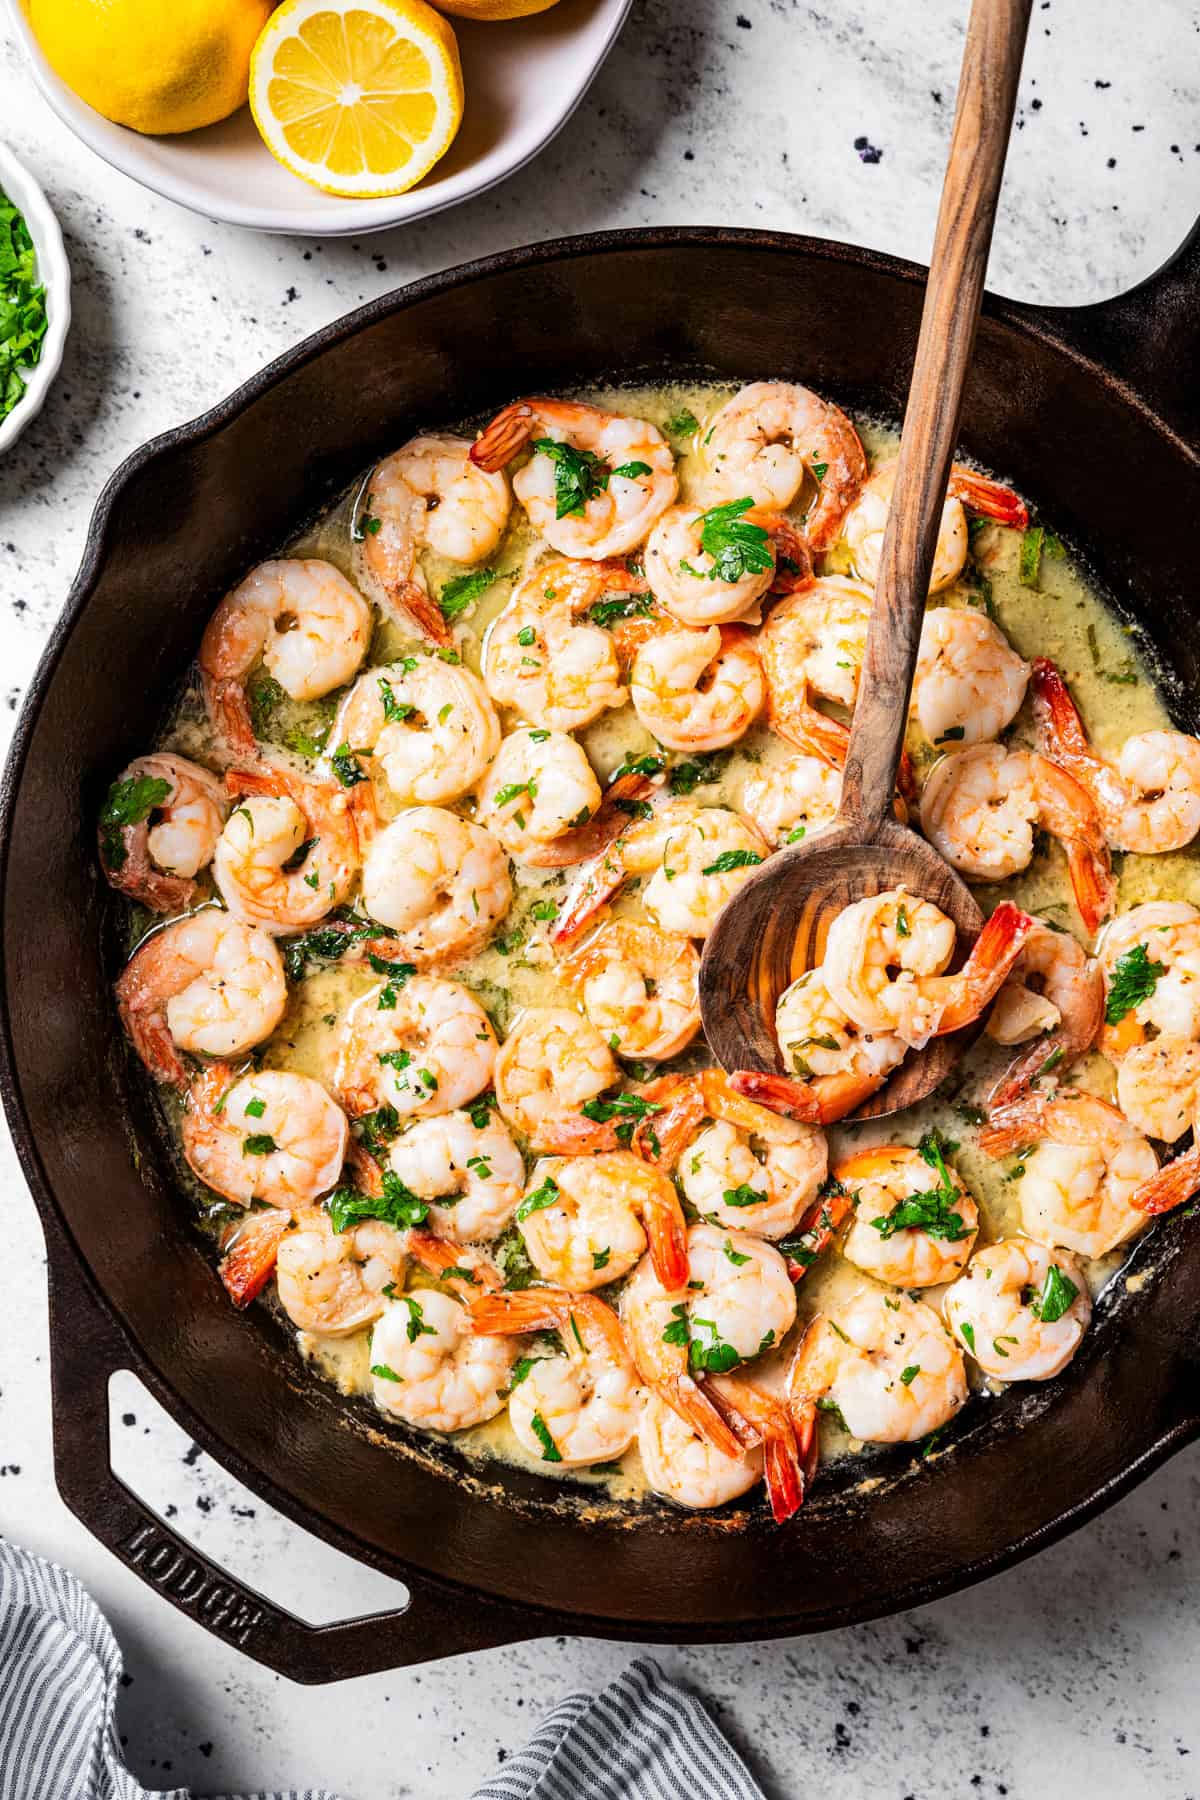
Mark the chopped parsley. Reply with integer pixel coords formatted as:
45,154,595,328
370,1363,402,1382
440,567,497,621
329,742,368,788
723,1183,768,1209
0,189,49,425
1027,1263,1080,1324
378,678,415,724
241,1133,277,1156
533,438,615,519
664,407,700,438
398,1294,437,1344
589,592,654,628
98,774,171,869
900,1364,920,1387
872,1131,968,1241
1104,942,1163,1025
515,1174,560,1223
683,497,773,584
326,1170,430,1233
530,1411,563,1462
723,1238,751,1266
244,1097,266,1119
701,848,762,876
1018,525,1044,588
959,1321,977,1353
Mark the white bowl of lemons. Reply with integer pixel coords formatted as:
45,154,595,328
7,0,632,235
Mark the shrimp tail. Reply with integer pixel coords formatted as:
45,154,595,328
115,980,188,1086
219,1208,290,1307
1063,835,1117,937
746,511,813,594
385,576,453,647
549,846,628,946
409,1229,499,1291
644,1187,690,1291
782,1181,855,1282
99,824,198,916
627,1074,704,1166
657,1374,746,1463
978,1092,1051,1159
706,1374,806,1520
468,1290,566,1334
1131,1146,1200,1216
729,1067,885,1127
947,467,1029,530
530,768,662,872
928,902,1036,1036
202,672,257,758
1031,657,1092,762
469,402,537,473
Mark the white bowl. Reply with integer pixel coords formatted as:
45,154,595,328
0,140,70,453
7,0,632,236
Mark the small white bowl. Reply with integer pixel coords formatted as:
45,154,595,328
0,141,70,454
6,0,632,237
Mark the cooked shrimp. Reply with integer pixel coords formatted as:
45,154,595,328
696,382,868,549
788,1289,968,1445
385,1109,524,1242
276,1207,407,1336
470,397,677,559
986,922,1103,1108
638,1389,763,1511
980,1088,1158,1258
643,502,807,625
99,754,228,913
842,459,1027,594
181,1064,348,1209
742,750,843,848
370,434,510,565
475,728,601,865
335,975,497,1121
515,1151,687,1292
357,437,508,645
1096,903,1200,1140
920,744,1116,935
703,1373,809,1521
481,558,637,733
629,623,764,753
823,890,1033,1049
115,910,287,1085
668,1221,796,1367
944,1239,1091,1381
331,658,500,808
638,1067,827,1238
618,1251,754,1462
643,806,769,940
369,1281,515,1434
494,1007,620,1153
1033,658,1200,854
360,806,511,963
199,559,371,755
214,765,359,934
768,965,908,1123
758,575,873,712
469,1289,640,1467
561,920,700,1061
548,793,703,944
911,609,1030,747
1124,1092,1200,1217
837,1145,979,1287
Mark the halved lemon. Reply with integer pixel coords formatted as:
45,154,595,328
249,0,464,198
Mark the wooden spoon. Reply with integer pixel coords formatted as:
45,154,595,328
700,0,1033,1119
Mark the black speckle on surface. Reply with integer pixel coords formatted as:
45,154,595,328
1030,97,1042,111
198,1743,213,1759
853,136,883,164
931,89,943,104
683,149,694,161
121,1412,136,1426
1095,78,1111,88
182,1441,202,1466
283,286,300,304
736,12,751,25
1108,158,1117,168
834,1721,851,1751
196,1494,214,1513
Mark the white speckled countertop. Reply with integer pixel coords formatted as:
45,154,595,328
2,2,1199,1795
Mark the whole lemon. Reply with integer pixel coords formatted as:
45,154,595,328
429,0,559,18
29,0,274,135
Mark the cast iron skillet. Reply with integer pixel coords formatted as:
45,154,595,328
3,228,1199,1684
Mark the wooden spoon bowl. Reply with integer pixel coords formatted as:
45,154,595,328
701,816,984,1119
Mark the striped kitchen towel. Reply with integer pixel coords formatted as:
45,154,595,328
470,1657,767,1800
0,1540,341,1800
1,1540,764,1799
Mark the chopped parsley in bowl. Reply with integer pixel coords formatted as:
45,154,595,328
0,144,70,453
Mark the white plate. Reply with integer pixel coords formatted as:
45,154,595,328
7,0,632,236
0,139,70,454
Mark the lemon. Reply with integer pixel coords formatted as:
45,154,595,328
429,0,560,18
250,0,464,198
28,0,272,135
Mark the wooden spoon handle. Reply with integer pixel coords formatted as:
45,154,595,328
838,0,1032,834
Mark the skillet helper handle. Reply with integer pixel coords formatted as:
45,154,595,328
46,1245,532,1682
840,0,1032,834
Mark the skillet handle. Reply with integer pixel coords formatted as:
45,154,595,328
46,1244,536,1683
1006,216,1200,446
